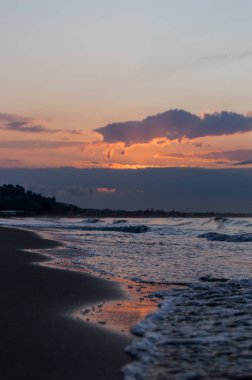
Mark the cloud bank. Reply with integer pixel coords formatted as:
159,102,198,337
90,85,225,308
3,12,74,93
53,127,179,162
96,109,252,146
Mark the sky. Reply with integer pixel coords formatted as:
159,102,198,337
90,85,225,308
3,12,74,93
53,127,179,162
0,0,252,170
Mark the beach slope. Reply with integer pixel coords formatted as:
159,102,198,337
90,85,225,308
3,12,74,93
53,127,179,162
0,227,131,380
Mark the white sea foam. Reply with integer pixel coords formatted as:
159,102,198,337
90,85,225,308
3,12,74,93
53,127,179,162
123,279,252,380
1,217,252,284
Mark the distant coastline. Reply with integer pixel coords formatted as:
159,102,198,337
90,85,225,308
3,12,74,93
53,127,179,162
50,209,252,219
0,184,251,219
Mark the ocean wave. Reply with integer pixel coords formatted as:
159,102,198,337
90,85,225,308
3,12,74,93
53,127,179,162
199,275,229,282
123,279,252,380
198,232,252,242
197,217,252,231
112,219,128,224
83,218,103,223
0,220,149,234
72,224,150,233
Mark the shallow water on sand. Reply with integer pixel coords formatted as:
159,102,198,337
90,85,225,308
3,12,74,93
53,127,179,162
1,216,252,379
1,216,252,284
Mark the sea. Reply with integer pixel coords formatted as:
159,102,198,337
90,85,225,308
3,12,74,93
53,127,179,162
1,216,252,379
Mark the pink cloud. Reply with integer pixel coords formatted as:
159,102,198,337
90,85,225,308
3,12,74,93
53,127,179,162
96,187,117,193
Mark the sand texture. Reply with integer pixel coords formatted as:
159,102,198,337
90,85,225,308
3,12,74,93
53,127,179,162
0,227,131,380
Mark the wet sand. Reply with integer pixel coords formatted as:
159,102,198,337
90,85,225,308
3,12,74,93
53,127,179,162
0,227,132,380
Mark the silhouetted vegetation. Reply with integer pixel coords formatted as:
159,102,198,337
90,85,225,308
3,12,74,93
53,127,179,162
0,184,251,218
0,184,80,215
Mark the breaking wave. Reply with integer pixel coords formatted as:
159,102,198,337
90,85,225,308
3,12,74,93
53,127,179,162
199,232,252,242
112,219,128,224
123,279,252,380
83,218,103,223
72,225,150,233
0,218,149,234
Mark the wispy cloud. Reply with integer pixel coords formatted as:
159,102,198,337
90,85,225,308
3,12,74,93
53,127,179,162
156,149,252,166
0,158,23,167
234,159,252,166
198,149,252,162
5,159,22,163
202,150,252,166
0,140,83,150
96,109,252,147
200,51,252,63
131,50,252,81
0,112,82,135
132,50,252,81
2,121,60,134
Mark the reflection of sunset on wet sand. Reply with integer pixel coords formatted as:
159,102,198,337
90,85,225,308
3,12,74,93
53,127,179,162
76,281,182,335
36,249,178,335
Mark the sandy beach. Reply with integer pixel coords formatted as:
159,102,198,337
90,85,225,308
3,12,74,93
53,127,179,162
0,227,132,380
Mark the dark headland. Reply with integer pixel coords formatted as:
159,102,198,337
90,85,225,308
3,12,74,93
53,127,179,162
0,227,131,380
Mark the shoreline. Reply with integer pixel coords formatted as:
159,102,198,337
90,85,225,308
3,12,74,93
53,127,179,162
31,229,173,336
0,226,132,380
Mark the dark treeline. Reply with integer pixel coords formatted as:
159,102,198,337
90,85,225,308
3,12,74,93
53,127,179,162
0,184,80,215
0,184,251,218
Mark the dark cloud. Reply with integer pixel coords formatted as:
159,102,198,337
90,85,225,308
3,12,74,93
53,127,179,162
234,160,252,166
96,110,252,147
0,112,82,134
157,149,252,164
199,149,252,162
0,113,26,124
0,113,56,133
3,121,60,134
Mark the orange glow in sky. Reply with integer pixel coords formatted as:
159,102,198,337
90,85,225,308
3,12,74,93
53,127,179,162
1,111,252,169
0,2,252,170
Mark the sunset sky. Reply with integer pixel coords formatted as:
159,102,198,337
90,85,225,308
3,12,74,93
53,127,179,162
1,0,252,169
